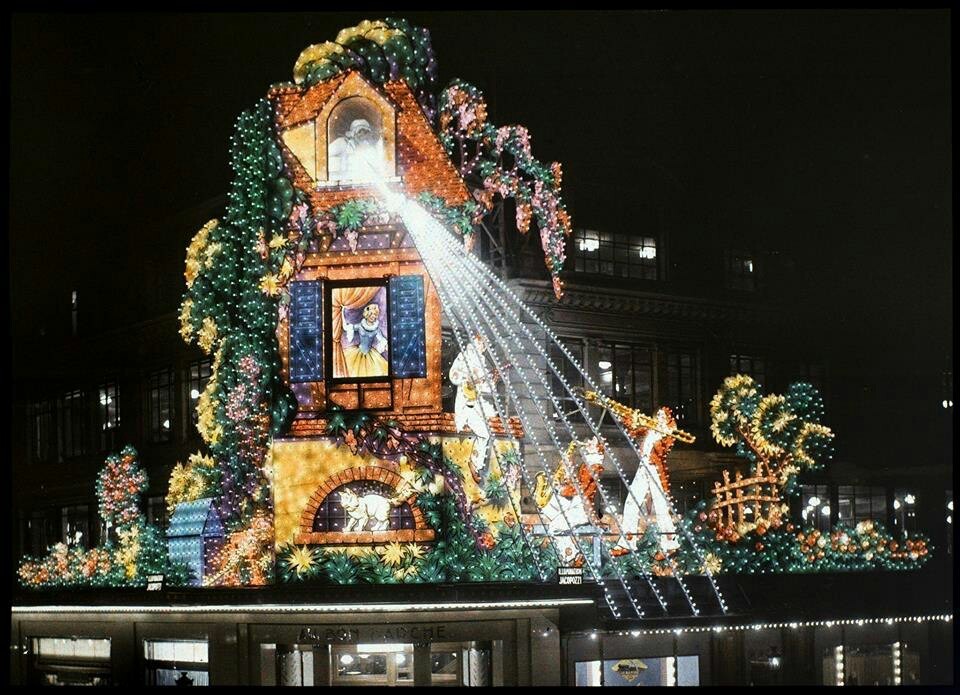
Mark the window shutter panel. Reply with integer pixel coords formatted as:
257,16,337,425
289,280,323,382
389,275,427,378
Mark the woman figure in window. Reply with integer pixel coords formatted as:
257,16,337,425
342,303,389,378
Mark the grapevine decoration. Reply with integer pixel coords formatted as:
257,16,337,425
18,446,188,589
438,79,572,298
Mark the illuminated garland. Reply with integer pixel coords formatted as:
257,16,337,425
438,79,572,298
292,18,439,121
666,375,931,574
18,447,188,589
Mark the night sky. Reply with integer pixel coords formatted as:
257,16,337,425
10,11,952,427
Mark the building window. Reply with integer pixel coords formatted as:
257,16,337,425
58,390,88,460
572,229,658,280
726,250,756,291
673,480,707,517
598,342,653,413
730,354,766,385
892,489,919,534
143,640,209,686
98,382,120,451
186,358,213,428
31,637,111,687
25,510,58,557
31,399,56,462
946,491,953,555
665,350,698,425
800,484,831,532
146,368,175,443
837,485,887,526
146,495,168,532
60,505,91,549
799,362,824,391
548,337,586,421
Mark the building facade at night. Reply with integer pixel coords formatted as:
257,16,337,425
10,17,953,688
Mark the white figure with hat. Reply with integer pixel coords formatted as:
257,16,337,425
329,118,386,181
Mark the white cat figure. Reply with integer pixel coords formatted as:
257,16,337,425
339,487,392,532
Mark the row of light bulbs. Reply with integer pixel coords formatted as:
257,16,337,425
579,613,953,638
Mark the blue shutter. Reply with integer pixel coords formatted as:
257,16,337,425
289,280,323,382
389,275,427,378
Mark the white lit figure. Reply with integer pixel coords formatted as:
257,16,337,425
538,438,605,565
620,408,679,553
449,334,499,483
328,119,386,182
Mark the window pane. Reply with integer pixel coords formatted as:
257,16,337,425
61,505,90,549
98,383,120,451
148,368,174,443
59,390,87,459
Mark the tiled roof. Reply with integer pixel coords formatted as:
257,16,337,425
167,498,223,538
270,71,470,213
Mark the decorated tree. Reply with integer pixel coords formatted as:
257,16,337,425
671,376,931,574
18,446,188,589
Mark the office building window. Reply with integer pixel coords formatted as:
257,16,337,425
98,382,120,451
726,250,756,291
598,342,653,413
674,480,707,517
665,350,698,425
61,504,91,549
58,390,88,459
143,639,209,686
147,368,175,443
730,354,766,385
25,510,58,556
572,229,658,280
892,489,918,534
32,399,56,462
800,484,831,532
795,362,825,392
186,358,213,427
548,337,586,421
837,485,887,525
946,491,953,555
146,496,168,532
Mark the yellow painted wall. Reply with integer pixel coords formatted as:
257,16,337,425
271,435,522,549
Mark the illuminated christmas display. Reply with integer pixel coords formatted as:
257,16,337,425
16,17,933,604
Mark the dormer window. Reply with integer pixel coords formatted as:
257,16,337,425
327,97,389,183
